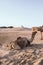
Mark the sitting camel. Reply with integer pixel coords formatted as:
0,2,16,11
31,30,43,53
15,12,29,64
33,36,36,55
10,31,37,49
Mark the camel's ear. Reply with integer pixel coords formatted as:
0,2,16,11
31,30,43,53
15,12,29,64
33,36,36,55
17,37,22,40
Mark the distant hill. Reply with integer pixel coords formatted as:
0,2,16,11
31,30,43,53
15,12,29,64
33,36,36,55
13,27,31,31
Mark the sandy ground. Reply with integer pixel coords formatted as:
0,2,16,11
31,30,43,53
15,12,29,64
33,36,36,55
0,28,43,65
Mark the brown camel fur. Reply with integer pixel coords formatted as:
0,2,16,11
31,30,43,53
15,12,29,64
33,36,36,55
14,31,37,49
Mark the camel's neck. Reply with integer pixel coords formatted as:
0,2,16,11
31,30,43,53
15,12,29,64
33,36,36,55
30,33,36,42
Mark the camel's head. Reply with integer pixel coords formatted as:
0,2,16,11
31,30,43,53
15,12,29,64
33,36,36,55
32,31,37,35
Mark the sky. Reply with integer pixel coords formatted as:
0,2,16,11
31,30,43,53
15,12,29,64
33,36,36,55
0,0,43,28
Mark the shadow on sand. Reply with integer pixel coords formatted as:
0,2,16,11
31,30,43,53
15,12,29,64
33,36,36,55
0,43,43,65
31,43,43,49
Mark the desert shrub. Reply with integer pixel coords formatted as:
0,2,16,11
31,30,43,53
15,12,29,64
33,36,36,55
0,26,7,28
8,26,14,28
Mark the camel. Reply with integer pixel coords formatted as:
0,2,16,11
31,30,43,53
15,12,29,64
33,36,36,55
5,31,37,50
12,31,37,49
32,26,43,40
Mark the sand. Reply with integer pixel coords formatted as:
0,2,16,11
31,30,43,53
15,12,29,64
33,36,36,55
0,28,43,65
